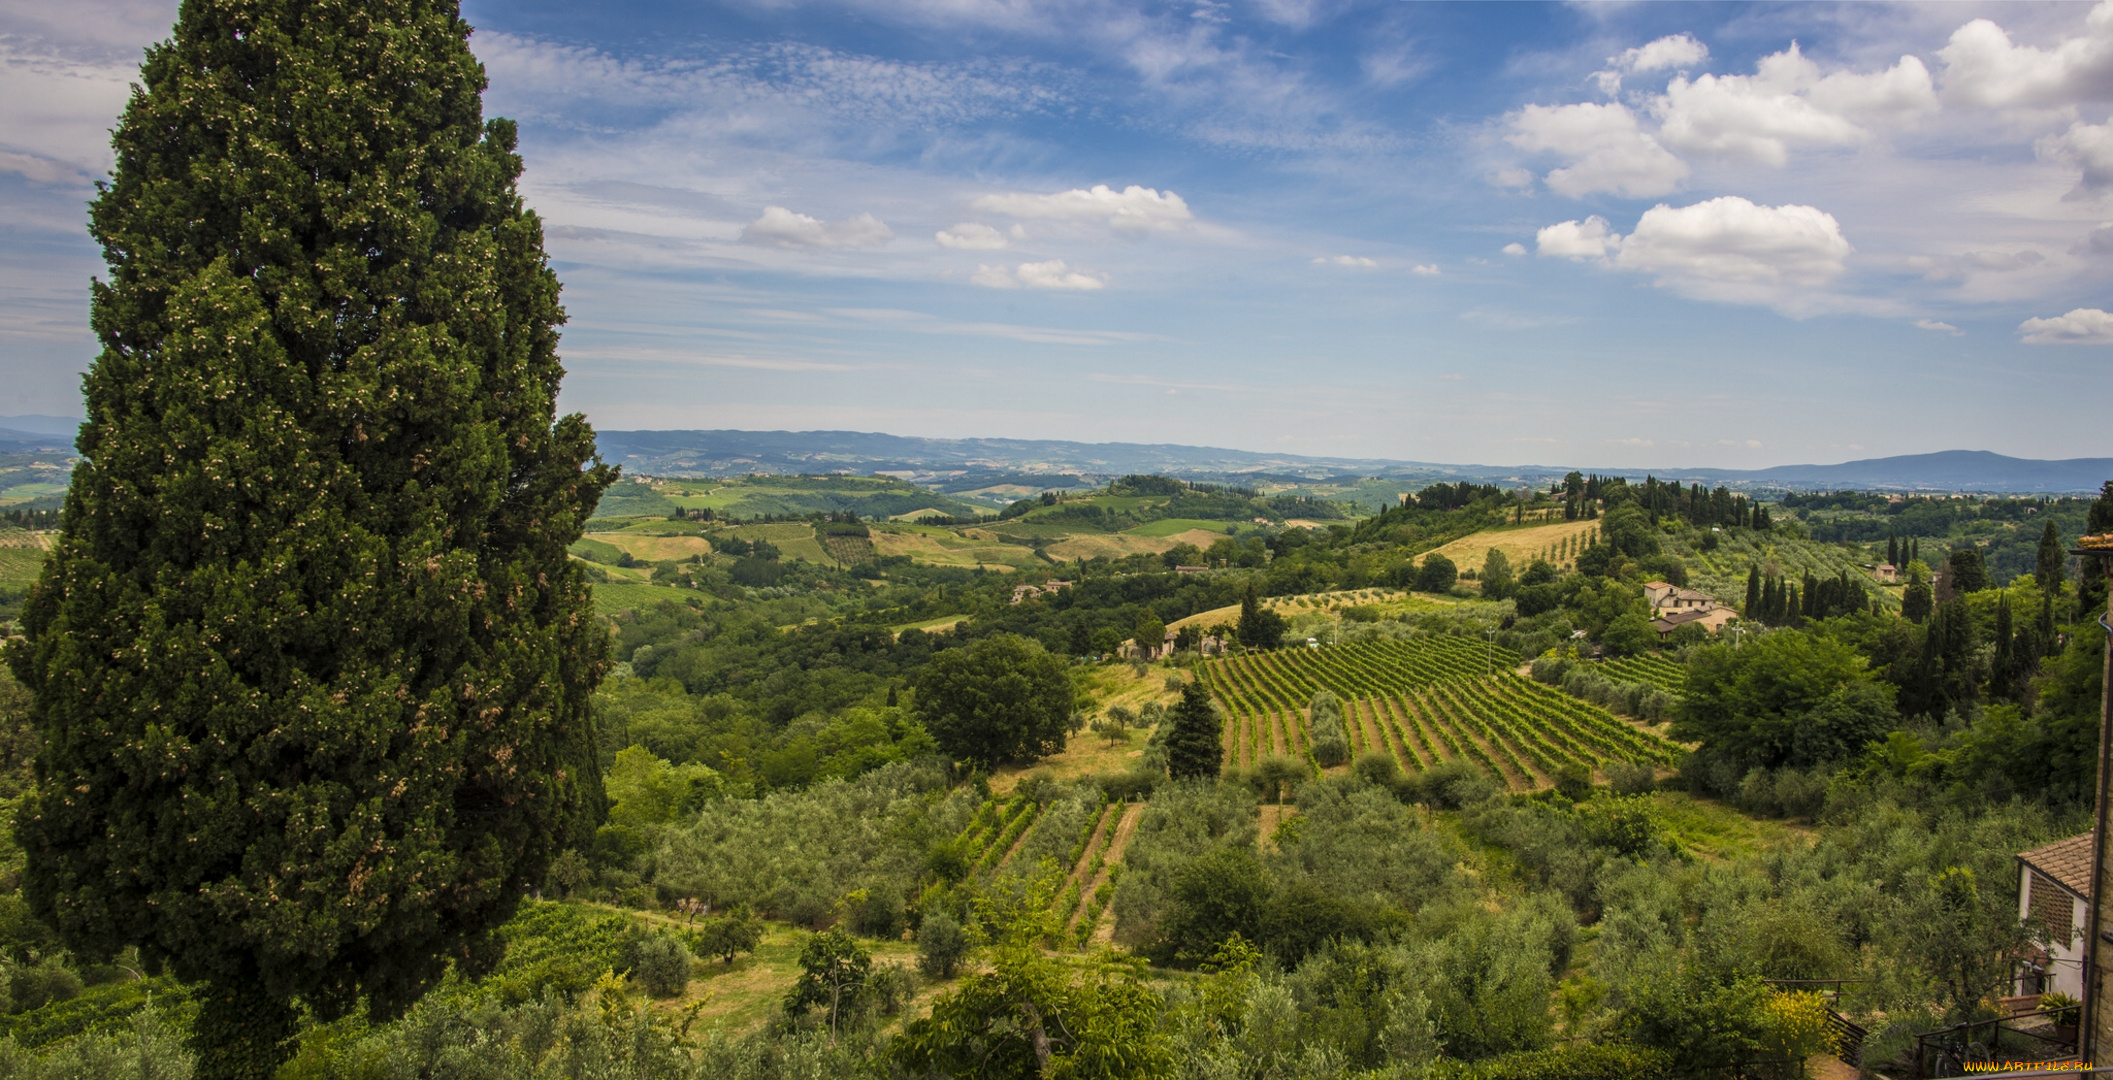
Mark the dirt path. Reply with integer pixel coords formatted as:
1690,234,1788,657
1257,804,1298,849
1084,803,1146,944
992,804,1044,873
1061,804,1118,892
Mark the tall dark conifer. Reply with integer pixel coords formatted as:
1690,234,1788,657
2035,520,2065,594
2081,482,2113,619
1164,681,1224,781
1887,533,1899,567
1744,566,1761,614
5,3,612,1075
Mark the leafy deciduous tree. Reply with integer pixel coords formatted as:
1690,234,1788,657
912,634,1073,765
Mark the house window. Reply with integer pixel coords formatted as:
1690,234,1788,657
2030,871,2077,945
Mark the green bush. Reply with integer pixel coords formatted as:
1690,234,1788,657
1459,1043,1672,1080
917,912,970,979
626,932,692,999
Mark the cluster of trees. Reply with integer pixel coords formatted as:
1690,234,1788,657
1742,567,1873,626
1635,476,1768,530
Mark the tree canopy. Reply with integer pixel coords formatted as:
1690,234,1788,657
912,634,1073,765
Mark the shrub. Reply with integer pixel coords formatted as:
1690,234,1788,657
1309,691,1349,768
1604,760,1656,796
1554,762,1593,802
626,932,692,999
1351,752,1402,789
1460,1043,1672,1080
917,912,970,980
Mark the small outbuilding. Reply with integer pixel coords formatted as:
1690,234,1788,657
2014,831,2091,1000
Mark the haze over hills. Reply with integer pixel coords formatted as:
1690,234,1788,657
6,421,2107,494
593,429,2113,494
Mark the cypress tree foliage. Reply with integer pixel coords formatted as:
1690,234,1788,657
5,3,612,1076
2035,520,2065,594
1887,533,1900,568
1744,566,1761,615
1991,594,2016,701
1164,681,1224,781
1946,547,1990,595
1308,690,1349,767
1902,568,1934,624
2080,481,2113,620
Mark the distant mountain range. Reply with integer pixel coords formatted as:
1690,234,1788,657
596,429,2113,494
7,420,2108,493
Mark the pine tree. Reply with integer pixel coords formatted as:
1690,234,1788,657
1991,593,2015,701
1903,566,1934,624
1164,681,1223,781
2080,481,2113,619
5,4,611,1075
2035,520,2065,594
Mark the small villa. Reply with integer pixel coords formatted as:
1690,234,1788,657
2014,831,2091,1000
1643,581,1717,613
1869,563,1900,584
1643,581,1736,639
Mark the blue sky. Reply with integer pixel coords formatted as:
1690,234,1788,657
2,1,2112,468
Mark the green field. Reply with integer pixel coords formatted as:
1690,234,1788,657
1203,638,1682,783
1124,517,1249,538
591,582,686,617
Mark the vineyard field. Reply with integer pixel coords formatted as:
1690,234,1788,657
942,789,1137,947
1203,639,1683,789
1597,653,1687,694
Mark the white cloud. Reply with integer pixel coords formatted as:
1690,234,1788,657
1535,198,1855,308
1501,242,1527,256
2039,118,2113,193
1616,197,1851,288
1410,264,1440,276
1652,45,1934,166
935,223,1009,250
1915,318,1964,335
1618,34,1709,75
1313,254,1377,267
739,206,895,248
2019,306,2113,342
1938,5,2113,109
971,264,1021,289
1963,250,2046,271
971,184,1192,231
1535,216,1622,259
1015,259,1108,290
971,260,1108,290
1506,102,1688,197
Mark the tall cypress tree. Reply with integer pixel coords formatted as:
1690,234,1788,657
5,3,612,1075
2035,520,2065,594
1744,565,1761,614
1887,532,1900,567
1164,681,1224,781
2080,482,2113,619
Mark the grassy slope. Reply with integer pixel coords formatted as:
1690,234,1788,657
1420,519,1601,571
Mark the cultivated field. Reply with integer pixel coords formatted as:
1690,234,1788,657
1203,638,1683,785
1419,518,1601,572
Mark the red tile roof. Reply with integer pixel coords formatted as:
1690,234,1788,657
2019,832,2095,899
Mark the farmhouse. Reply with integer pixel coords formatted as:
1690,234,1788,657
2014,831,2090,1000
1643,580,1737,639
1009,579,1075,605
1869,563,1900,584
1643,581,1715,613
1651,607,1738,639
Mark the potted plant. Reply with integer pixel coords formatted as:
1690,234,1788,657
2043,991,2082,1046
